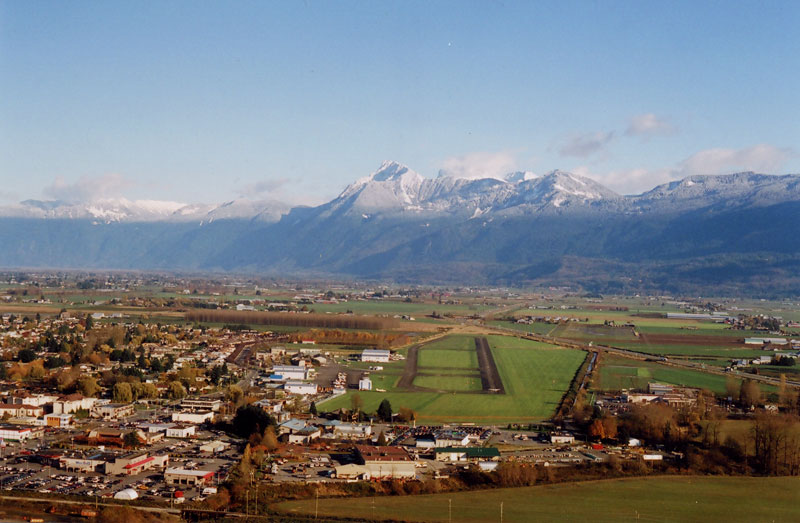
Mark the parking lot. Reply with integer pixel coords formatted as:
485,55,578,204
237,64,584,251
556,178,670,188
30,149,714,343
0,411,243,505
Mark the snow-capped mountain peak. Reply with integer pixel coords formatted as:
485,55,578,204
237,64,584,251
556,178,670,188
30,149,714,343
504,171,538,183
332,161,425,211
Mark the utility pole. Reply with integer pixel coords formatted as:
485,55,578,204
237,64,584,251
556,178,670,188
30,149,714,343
246,490,249,515
315,489,319,520
449,498,452,523
500,501,503,523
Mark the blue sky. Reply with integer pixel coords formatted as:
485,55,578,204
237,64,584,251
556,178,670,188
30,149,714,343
1,1,798,205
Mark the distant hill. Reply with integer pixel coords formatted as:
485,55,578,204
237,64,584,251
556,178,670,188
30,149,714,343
2,161,800,296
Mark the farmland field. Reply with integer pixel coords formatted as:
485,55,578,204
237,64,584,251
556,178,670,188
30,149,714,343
594,354,777,395
319,335,585,423
277,476,800,522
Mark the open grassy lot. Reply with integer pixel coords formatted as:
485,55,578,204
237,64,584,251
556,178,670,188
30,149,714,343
413,375,483,391
418,349,479,369
551,322,638,341
277,476,800,522
319,336,584,423
416,334,480,371
420,336,476,351
488,320,560,336
594,355,777,395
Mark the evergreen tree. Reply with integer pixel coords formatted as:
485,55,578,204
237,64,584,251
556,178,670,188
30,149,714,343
377,398,393,422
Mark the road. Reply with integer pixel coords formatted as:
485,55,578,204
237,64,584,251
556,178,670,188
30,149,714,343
0,494,182,515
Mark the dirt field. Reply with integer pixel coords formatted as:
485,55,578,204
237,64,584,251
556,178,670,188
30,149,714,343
639,332,744,346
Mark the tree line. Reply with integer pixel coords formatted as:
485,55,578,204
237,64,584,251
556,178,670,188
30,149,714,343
186,310,398,330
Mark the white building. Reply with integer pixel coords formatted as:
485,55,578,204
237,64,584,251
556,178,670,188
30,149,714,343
358,377,373,391
0,424,42,442
271,365,309,381
199,440,230,454
164,468,215,487
333,423,372,439
550,431,575,444
44,413,73,428
181,398,223,412
52,395,97,415
361,349,390,363
166,425,196,438
91,403,135,420
172,411,214,424
284,381,318,395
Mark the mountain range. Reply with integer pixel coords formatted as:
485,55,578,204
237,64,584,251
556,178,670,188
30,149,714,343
2,161,800,296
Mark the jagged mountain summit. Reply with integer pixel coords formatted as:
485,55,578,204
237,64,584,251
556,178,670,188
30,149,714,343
1,161,799,295
3,162,799,223
323,161,623,218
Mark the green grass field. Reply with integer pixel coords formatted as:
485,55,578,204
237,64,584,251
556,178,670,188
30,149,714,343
413,375,483,391
319,335,585,423
595,355,777,396
416,335,480,370
418,348,479,369
420,336,476,351
277,476,800,522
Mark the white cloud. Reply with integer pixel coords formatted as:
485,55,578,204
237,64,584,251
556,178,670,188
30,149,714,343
625,113,675,138
237,178,290,198
675,144,794,176
42,173,135,203
558,131,614,158
577,166,673,195
438,151,518,179
576,143,795,195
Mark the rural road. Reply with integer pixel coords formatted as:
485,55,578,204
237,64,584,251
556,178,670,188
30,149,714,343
0,494,182,515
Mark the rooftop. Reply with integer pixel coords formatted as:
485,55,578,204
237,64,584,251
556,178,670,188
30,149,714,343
355,445,412,462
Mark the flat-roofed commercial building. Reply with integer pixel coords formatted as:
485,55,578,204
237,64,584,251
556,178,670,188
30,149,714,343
180,398,223,412
91,403,135,420
0,424,43,442
164,468,215,487
361,349,390,363
105,452,169,476
172,411,214,424
44,413,73,428
355,445,415,479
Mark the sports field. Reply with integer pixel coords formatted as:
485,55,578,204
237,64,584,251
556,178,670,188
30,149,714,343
319,335,585,423
277,476,800,522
